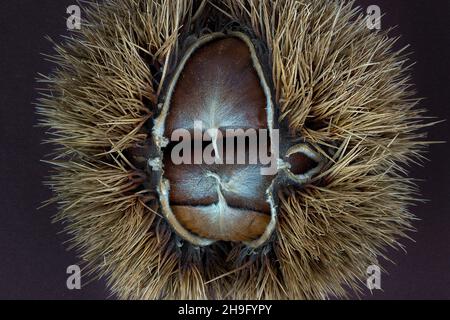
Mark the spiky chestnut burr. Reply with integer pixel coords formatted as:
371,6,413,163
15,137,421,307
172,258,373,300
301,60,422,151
38,0,431,299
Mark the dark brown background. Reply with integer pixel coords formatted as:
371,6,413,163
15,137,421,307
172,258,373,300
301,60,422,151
0,0,448,300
